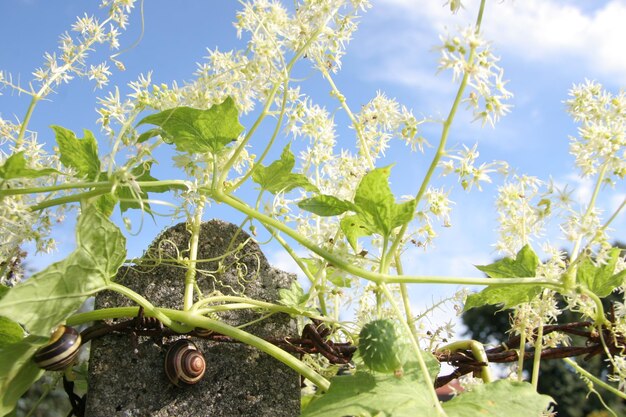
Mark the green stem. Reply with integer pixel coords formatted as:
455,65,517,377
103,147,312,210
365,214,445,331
215,188,562,288
317,65,374,169
379,283,447,416
0,179,190,197
220,19,332,187
580,286,609,325
167,310,330,390
67,305,330,390
183,200,205,310
30,189,110,211
385,0,486,261
565,163,609,289
395,254,418,337
16,97,41,147
563,358,626,401
437,340,492,383
530,321,544,390
107,283,190,333
517,328,526,382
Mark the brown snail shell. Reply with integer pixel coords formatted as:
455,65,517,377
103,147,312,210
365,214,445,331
33,326,82,371
164,339,206,386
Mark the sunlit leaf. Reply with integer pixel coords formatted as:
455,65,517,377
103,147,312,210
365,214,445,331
137,97,244,154
577,248,626,297
0,206,126,336
0,152,60,180
465,245,542,310
0,336,47,417
301,358,440,417
52,126,101,180
252,143,317,194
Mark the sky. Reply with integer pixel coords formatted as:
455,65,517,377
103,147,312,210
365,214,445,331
1,0,625,321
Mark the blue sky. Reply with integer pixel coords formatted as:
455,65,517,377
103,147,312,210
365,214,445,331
1,1,625,316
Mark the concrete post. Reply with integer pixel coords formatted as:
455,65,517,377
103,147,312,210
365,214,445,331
85,220,300,416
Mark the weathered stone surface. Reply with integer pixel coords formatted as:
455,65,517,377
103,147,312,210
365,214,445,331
85,220,300,417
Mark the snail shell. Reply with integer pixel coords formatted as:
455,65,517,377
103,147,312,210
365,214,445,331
33,326,82,371
164,339,206,386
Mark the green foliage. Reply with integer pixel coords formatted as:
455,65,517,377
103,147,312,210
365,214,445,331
0,206,125,336
358,319,409,374
301,358,552,417
52,126,102,181
137,97,244,154
442,380,553,417
297,195,357,216
0,336,47,417
577,248,626,297
462,291,626,417
464,245,544,310
301,359,441,417
252,143,318,193
0,152,60,180
0,286,24,350
299,166,417,250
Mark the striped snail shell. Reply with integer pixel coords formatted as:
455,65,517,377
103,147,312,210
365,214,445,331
33,326,82,371
164,339,206,386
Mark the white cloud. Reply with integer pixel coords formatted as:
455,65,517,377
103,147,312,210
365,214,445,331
363,0,626,86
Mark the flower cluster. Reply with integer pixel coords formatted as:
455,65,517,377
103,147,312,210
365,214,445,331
356,91,427,157
494,175,544,256
438,27,512,126
566,80,626,181
441,144,508,191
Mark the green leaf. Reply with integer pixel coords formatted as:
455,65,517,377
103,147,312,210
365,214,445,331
298,195,357,216
465,245,542,310
52,126,101,180
94,193,118,217
0,336,47,417
577,248,626,297
476,244,539,278
252,143,318,194
443,380,552,417
0,206,126,336
0,152,60,180
464,284,544,311
278,281,308,309
137,97,244,154
0,316,24,350
301,358,440,417
339,166,416,250
340,215,372,251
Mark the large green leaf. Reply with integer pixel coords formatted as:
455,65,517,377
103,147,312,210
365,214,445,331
339,166,416,250
0,336,47,417
301,358,440,417
443,380,553,417
465,245,543,311
252,143,317,194
475,244,539,278
137,97,244,154
577,248,626,297
51,126,101,180
0,152,59,180
0,206,126,336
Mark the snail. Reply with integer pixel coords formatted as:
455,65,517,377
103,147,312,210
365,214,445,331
164,339,206,386
33,326,82,371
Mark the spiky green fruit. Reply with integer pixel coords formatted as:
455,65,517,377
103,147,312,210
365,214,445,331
358,319,409,373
